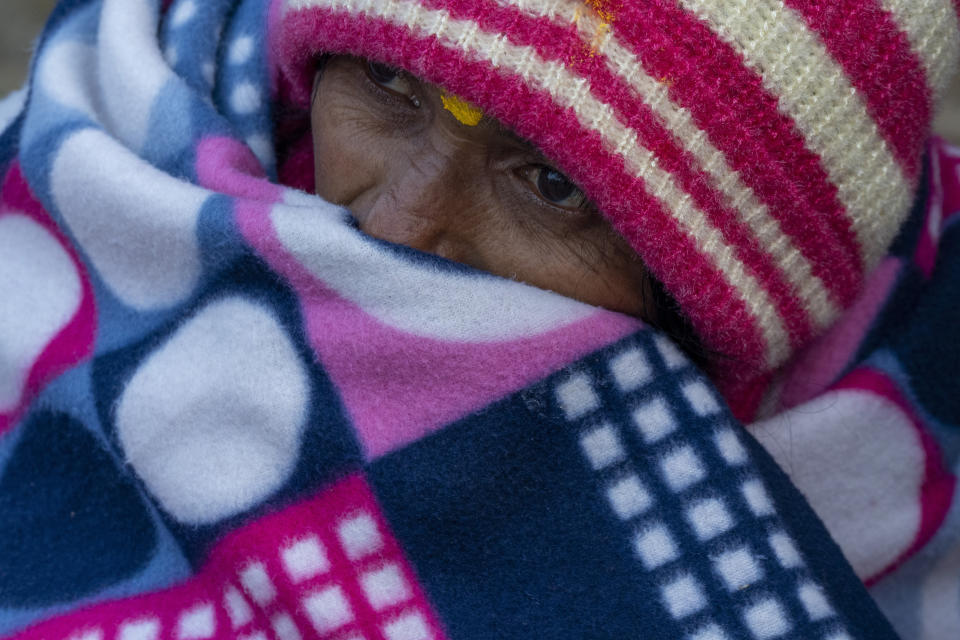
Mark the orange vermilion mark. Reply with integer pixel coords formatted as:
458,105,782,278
568,0,616,64
584,0,616,24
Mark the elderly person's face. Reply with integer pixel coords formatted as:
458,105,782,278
311,56,653,319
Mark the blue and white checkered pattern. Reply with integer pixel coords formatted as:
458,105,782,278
553,333,853,640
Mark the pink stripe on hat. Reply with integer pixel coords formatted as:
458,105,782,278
609,0,866,300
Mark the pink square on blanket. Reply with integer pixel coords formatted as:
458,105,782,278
9,475,448,640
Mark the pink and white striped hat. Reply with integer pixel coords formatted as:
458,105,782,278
274,0,960,387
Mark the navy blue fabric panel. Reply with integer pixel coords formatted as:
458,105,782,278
0,114,24,175
854,217,960,425
888,227,960,423
888,153,930,259
372,331,899,640
0,411,156,607
852,162,932,367
91,257,364,564
369,390,668,640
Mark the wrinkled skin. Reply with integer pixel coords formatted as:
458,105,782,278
310,55,656,320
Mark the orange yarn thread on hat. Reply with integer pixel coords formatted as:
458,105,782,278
584,0,616,23
569,0,615,63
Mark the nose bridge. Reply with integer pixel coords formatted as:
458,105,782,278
358,139,465,254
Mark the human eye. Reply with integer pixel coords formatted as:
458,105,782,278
517,165,589,211
364,60,420,106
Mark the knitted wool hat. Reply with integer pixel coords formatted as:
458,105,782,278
273,0,960,388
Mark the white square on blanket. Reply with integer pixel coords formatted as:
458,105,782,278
239,561,275,606
118,619,159,640
270,613,301,640
768,531,803,569
634,524,679,569
556,373,600,420
687,498,734,541
742,479,775,517
660,446,706,492
743,598,791,639
177,604,215,640
282,536,329,583
303,586,354,633
713,547,763,591
632,396,677,443
580,424,626,470
655,335,688,369
70,630,103,640
223,585,253,629
714,428,748,466
609,347,652,391
660,573,707,619
688,623,731,640
339,512,383,560
798,582,834,621
383,612,432,640
682,380,721,416
606,474,652,520
361,564,412,610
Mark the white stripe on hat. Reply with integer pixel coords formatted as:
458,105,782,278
879,0,960,99
676,0,915,270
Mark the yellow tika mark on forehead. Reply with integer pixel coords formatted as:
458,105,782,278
440,92,485,126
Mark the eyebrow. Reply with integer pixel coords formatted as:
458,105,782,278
491,119,550,161
494,121,531,146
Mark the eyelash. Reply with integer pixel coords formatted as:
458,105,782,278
360,59,591,214
363,60,421,108
516,165,590,212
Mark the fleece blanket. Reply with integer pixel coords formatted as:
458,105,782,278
0,0,957,638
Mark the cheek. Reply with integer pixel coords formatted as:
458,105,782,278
310,92,380,203
578,258,648,318
477,215,648,318
311,109,354,201
535,246,647,317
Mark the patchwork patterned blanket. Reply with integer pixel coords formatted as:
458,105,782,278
0,0,958,638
